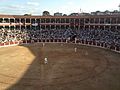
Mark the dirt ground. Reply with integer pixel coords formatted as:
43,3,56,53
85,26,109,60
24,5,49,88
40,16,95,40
0,43,120,90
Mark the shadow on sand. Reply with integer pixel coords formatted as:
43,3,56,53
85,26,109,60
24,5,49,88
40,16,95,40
7,43,48,90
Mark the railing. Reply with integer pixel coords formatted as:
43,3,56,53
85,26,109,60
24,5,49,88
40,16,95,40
0,39,119,53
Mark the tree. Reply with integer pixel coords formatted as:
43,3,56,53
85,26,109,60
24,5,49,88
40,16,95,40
113,10,118,13
42,11,50,16
63,14,67,16
24,14,32,16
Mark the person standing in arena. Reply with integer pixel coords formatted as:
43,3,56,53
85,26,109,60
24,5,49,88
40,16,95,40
44,57,48,64
75,47,77,52
43,43,45,47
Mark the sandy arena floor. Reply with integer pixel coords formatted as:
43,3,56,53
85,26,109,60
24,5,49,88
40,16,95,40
0,43,120,90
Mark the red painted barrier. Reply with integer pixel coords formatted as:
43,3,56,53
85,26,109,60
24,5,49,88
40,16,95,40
0,39,119,54
0,43,4,46
10,41,14,45
5,42,9,45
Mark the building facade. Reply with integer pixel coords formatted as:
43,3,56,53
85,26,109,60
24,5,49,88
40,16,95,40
0,14,120,30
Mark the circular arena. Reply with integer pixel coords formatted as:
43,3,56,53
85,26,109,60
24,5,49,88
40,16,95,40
0,43,120,90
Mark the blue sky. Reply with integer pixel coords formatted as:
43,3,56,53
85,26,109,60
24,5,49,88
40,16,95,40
0,0,120,15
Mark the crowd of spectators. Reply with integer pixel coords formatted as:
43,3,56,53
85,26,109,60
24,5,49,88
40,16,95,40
27,29,75,39
0,28,28,43
0,28,120,50
77,29,120,47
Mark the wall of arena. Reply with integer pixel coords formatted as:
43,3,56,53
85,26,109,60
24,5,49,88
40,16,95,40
0,39,119,53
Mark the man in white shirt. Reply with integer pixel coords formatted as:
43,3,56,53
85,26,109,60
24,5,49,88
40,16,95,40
44,57,48,64
75,47,77,52
43,43,45,47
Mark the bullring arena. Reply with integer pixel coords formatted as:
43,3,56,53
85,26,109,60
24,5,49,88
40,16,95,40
0,42,120,90
0,14,120,90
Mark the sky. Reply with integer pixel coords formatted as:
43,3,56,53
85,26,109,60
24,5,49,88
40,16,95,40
0,0,120,15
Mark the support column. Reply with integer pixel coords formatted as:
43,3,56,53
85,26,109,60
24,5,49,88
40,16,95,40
25,18,26,30
55,18,56,29
60,18,61,30
99,18,100,24
104,26,105,30
3,18,4,23
14,18,15,30
2,18,5,29
78,19,80,30
79,19,80,30
74,19,75,29
83,18,85,29
115,26,117,30
20,18,21,30
93,18,95,24
39,18,41,30
104,18,106,24
65,18,66,29
116,18,118,25
30,18,31,30
8,18,10,30
110,18,112,30
104,18,106,30
110,18,112,24
35,18,37,30
89,25,90,30
94,25,95,30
